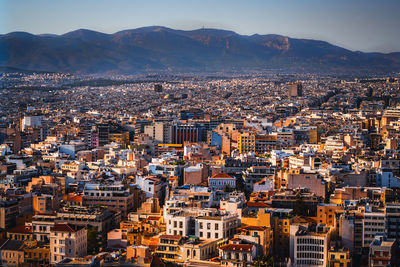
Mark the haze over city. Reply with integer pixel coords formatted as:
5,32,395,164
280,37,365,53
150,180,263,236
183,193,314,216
1,0,400,53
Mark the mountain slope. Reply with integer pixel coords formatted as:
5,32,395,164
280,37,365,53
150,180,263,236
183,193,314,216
0,26,399,74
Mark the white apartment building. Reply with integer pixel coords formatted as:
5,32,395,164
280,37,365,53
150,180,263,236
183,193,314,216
166,213,193,236
164,201,239,240
50,223,87,264
376,168,400,188
196,214,239,240
362,212,386,248
135,175,165,199
144,122,172,143
32,213,56,242
292,225,330,267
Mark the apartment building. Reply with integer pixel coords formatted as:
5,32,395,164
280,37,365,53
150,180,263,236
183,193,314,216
55,206,119,247
292,224,331,267
237,132,277,154
362,212,386,250
50,223,87,264
155,235,185,263
385,203,400,240
368,234,398,267
196,213,238,240
82,183,137,216
327,246,352,267
32,213,56,242
33,194,59,214
0,200,19,229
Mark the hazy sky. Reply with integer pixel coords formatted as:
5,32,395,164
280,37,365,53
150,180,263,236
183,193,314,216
1,0,399,53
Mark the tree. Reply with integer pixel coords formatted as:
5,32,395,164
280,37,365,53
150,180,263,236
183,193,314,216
294,194,307,216
87,227,101,254
224,184,231,192
253,255,274,267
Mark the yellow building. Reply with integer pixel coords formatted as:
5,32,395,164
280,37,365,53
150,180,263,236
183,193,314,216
271,216,291,259
238,132,255,154
7,225,33,241
155,235,185,263
109,132,130,148
317,204,343,226
237,225,273,256
237,132,277,154
241,209,271,227
33,195,59,215
126,245,151,264
327,247,352,267
309,127,320,144
182,237,219,261
0,239,25,266
23,240,50,266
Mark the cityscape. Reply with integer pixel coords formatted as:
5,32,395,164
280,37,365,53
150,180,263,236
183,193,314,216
1,1,400,267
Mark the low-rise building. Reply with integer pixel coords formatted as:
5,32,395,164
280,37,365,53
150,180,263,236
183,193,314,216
208,173,236,191
155,235,185,263
219,239,257,267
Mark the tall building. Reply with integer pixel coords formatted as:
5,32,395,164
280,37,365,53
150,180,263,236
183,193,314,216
385,203,400,240
288,82,303,97
180,109,204,120
144,122,172,143
292,224,331,267
154,84,163,92
362,212,386,250
0,200,19,229
171,123,206,144
237,132,277,154
21,114,42,132
97,123,109,147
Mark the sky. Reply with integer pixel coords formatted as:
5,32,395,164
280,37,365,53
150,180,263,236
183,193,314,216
1,0,399,53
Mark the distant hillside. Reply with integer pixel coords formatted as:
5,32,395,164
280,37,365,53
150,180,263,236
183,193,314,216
1,26,399,74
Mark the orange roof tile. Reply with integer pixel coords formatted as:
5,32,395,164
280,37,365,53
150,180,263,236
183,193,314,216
211,173,233,179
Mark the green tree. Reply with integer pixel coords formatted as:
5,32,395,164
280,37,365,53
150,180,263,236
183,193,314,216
253,255,274,267
294,194,307,216
224,184,231,192
87,227,101,254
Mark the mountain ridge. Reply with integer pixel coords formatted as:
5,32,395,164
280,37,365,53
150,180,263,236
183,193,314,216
1,26,399,74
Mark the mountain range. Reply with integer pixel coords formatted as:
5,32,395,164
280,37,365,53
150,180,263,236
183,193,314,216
1,26,400,74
